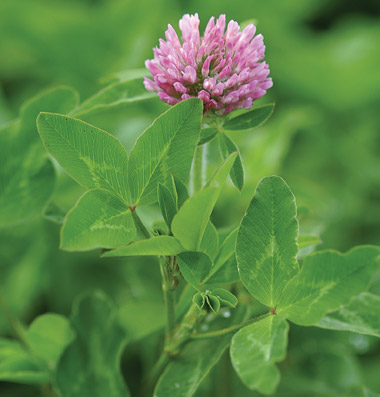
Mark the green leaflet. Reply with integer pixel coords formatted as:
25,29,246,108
0,314,73,385
158,183,177,228
177,252,213,291
278,246,380,326
37,113,129,202
219,133,244,191
223,103,274,131
205,228,238,282
56,291,130,397
171,174,189,209
230,315,289,395
171,188,218,251
199,221,219,261
171,153,238,251
60,189,135,251
72,78,156,116
127,98,203,206
236,176,299,308
0,87,78,226
198,127,218,145
316,292,380,337
298,234,322,249
102,236,184,257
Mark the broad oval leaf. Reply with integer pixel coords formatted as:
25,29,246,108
61,189,135,251
278,246,380,325
223,103,274,131
37,113,129,202
316,292,380,337
26,314,74,371
56,291,130,397
237,176,299,308
103,236,184,258
127,98,203,206
231,315,289,395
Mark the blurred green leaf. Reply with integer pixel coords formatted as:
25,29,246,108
0,87,79,227
0,313,73,385
127,98,202,206
61,189,135,251
0,339,47,385
118,301,165,341
316,292,380,337
56,291,129,397
223,104,274,131
73,78,155,117
237,176,299,307
231,315,288,395
278,246,380,325
26,314,74,371
298,234,322,249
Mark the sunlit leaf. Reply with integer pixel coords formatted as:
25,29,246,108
61,189,135,251
237,176,299,307
231,315,288,395
278,246,380,325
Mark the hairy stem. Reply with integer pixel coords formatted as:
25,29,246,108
191,312,270,339
160,258,177,335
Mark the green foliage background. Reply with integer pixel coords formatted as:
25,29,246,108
0,0,379,395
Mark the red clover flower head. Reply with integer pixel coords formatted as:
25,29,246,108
144,13,273,115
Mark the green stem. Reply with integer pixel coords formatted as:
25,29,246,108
139,352,169,397
191,144,204,193
131,210,151,239
159,258,176,335
165,303,202,357
191,312,270,340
